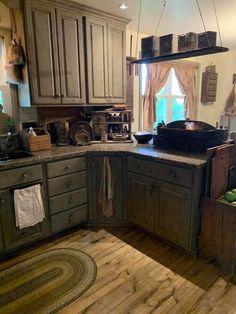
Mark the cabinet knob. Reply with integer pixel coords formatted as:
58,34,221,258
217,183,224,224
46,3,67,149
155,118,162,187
168,169,177,178
68,214,73,224
68,197,73,204
54,94,59,99
65,165,71,170
23,173,28,178
61,94,65,98
0,198,5,204
65,181,72,188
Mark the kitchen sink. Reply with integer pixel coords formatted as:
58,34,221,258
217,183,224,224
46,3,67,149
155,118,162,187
0,151,34,162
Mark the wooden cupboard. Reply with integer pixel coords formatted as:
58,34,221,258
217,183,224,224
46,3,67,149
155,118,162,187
127,155,204,254
87,153,124,224
127,173,155,232
86,18,126,104
24,0,128,106
25,0,86,105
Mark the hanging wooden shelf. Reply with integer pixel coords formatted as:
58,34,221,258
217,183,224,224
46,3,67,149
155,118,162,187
131,46,229,64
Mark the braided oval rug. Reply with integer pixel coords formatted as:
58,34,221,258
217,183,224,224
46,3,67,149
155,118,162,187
0,248,97,314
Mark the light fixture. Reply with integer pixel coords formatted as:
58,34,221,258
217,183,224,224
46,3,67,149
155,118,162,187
119,3,128,10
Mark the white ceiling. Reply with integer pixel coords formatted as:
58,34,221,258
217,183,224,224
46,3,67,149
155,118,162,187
72,0,236,50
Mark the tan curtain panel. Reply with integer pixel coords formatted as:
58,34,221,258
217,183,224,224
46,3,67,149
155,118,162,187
172,64,196,119
143,63,172,131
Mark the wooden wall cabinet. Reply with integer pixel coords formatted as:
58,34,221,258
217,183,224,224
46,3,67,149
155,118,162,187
88,153,124,224
25,0,85,105
24,0,128,106
86,17,126,104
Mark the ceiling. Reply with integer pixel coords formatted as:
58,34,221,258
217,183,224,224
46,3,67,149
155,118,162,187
72,0,236,50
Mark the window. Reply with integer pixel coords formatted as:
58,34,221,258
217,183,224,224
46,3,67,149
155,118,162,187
141,65,186,129
155,68,185,127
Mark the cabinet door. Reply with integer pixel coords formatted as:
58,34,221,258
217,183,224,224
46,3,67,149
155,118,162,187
57,10,85,104
25,0,61,105
0,190,49,252
127,173,154,232
88,155,123,223
108,22,126,103
86,17,109,104
155,181,191,250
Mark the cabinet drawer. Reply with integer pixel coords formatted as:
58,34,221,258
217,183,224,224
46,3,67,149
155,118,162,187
48,172,86,197
0,165,42,190
49,188,87,215
51,204,87,233
47,157,86,178
127,157,192,188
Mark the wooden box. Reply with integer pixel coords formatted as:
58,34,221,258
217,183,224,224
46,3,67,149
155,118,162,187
141,36,160,58
178,32,198,52
160,34,178,55
20,129,51,152
201,72,218,102
198,31,217,48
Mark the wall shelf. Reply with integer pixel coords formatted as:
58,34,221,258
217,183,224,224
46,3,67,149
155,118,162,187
131,46,229,65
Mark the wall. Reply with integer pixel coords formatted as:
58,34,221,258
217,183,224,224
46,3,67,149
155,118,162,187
189,51,236,126
0,2,11,28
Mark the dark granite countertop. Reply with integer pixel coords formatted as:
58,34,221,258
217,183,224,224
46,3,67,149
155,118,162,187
0,143,207,170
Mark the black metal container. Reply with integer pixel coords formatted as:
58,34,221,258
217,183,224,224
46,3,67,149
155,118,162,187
153,120,228,152
160,34,178,55
198,31,217,48
178,32,198,52
141,36,160,58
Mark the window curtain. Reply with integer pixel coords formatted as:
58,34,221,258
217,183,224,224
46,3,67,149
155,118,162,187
172,64,196,119
143,63,172,131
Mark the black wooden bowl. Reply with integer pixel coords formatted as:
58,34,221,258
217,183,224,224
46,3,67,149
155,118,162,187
133,132,153,144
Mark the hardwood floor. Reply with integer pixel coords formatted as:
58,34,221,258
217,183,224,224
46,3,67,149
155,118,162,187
0,227,236,314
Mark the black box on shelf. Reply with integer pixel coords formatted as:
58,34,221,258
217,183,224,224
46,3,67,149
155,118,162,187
141,36,160,58
178,32,198,52
160,34,178,55
198,31,217,48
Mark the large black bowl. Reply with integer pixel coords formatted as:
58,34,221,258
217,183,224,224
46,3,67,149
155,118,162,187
133,132,153,144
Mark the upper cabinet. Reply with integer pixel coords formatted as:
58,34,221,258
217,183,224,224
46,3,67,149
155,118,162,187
24,0,128,106
86,18,126,104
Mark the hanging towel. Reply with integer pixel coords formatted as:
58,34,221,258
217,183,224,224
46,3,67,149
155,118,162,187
14,184,45,229
99,157,114,218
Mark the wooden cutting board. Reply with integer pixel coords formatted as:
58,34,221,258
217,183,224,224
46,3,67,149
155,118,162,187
210,145,232,199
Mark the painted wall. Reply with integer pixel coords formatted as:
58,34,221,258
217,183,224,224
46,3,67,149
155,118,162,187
189,51,236,126
0,2,11,29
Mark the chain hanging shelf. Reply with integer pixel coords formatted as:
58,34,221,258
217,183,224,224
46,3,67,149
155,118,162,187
131,46,229,64
132,0,229,65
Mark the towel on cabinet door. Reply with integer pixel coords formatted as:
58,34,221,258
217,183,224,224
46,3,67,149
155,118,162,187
99,157,114,218
14,184,45,229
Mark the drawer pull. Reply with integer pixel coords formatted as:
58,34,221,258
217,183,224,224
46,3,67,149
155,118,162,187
168,169,177,178
65,165,71,170
68,197,74,204
22,173,28,179
65,181,72,189
68,214,73,224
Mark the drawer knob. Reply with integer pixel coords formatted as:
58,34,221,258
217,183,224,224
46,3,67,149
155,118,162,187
23,173,28,178
68,197,73,204
168,169,177,178
68,214,73,224
65,181,72,188
0,198,5,204
65,165,71,170
136,165,141,170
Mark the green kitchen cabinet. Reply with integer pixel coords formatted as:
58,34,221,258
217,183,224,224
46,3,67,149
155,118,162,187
154,181,192,251
0,189,49,252
127,173,155,232
88,153,124,224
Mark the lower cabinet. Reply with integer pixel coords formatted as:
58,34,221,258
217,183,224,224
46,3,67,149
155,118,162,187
127,173,155,232
0,214,4,253
0,189,49,252
88,153,124,224
154,181,191,251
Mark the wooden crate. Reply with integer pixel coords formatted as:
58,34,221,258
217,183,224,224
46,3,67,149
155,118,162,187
200,196,236,278
20,129,51,152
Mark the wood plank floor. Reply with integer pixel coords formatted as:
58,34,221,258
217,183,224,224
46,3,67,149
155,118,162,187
0,227,236,314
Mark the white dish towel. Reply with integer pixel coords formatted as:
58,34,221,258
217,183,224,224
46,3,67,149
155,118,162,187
14,184,45,229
